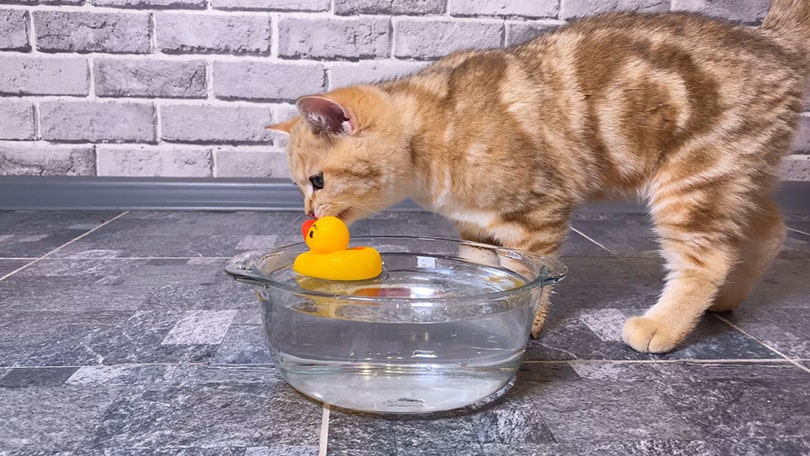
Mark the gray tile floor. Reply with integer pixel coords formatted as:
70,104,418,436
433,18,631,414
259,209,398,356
0,210,808,455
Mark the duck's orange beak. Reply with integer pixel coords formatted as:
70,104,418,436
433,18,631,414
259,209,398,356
302,218,316,240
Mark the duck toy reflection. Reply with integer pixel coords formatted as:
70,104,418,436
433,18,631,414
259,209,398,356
293,216,383,281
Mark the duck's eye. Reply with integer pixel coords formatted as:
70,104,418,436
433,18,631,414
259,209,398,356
309,172,324,190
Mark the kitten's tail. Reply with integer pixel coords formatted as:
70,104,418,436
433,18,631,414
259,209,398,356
763,0,810,49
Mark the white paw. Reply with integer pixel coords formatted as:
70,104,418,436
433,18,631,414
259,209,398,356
622,316,679,353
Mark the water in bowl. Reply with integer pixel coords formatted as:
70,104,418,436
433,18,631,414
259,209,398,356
260,256,537,413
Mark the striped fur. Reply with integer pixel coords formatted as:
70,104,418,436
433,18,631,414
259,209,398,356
269,1,810,353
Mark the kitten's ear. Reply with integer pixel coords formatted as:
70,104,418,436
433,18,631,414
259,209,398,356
296,96,356,135
265,116,299,134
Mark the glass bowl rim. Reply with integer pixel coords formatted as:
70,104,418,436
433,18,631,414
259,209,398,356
225,235,567,304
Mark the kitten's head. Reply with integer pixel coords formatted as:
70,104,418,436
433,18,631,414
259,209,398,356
267,86,414,225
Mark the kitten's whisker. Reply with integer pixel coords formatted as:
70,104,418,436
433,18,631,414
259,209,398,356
332,201,381,211
333,202,385,216
290,213,308,225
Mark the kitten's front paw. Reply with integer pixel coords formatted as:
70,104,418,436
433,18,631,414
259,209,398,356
622,316,679,353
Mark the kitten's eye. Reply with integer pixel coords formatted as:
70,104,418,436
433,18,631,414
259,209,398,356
309,172,324,190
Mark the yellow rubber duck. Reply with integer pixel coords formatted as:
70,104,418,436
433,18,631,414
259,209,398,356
293,216,383,281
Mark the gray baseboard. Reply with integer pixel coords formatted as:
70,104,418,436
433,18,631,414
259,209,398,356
0,176,808,213
0,176,304,211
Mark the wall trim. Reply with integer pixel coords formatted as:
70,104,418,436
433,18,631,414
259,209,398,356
0,176,304,211
0,176,808,213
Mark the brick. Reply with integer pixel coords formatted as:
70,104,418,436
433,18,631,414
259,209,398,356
394,19,503,60
791,115,810,153
0,99,35,140
91,0,206,9
97,145,212,177
213,61,325,101
274,103,297,119
0,9,29,51
561,0,670,20
96,58,206,98
268,104,297,147
157,13,271,55
161,104,274,144
33,11,150,54
214,147,288,177
335,0,444,15
0,56,89,96
40,101,155,143
671,0,768,24
780,155,810,181
212,0,329,11
0,143,95,176
278,17,390,60
449,0,558,18
506,20,563,45
328,60,427,89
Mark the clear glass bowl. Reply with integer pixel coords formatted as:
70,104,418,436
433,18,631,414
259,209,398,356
225,236,566,414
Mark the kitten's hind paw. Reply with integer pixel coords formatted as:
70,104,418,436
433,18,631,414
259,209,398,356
622,316,679,353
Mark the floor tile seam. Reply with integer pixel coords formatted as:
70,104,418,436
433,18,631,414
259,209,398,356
521,358,795,365
712,314,810,375
319,404,330,456
568,225,662,281
0,362,228,369
23,256,234,261
0,257,38,260
0,211,130,283
0,257,40,283
787,226,810,237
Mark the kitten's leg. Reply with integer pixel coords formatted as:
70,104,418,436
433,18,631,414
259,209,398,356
501,209,570,339
455,221,502,246
529,289,553,339
710,196,785,312
624,185,745,353
455,221,502,266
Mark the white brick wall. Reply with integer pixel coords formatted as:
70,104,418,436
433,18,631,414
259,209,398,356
34,11,152,53
393,18,504,59
40,100,156,142
0,0,807,180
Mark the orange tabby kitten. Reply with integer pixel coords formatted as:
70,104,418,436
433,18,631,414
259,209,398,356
268,0,810,353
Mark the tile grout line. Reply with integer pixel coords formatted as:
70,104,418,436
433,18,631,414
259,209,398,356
0,211,130,283
712,313,810,375
319,403,330,456
2,362,276,369
6,358,808,370
709,311,782,361
522,358,798,365
787,226,810,237
25,256,234,260
569,225,661,281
